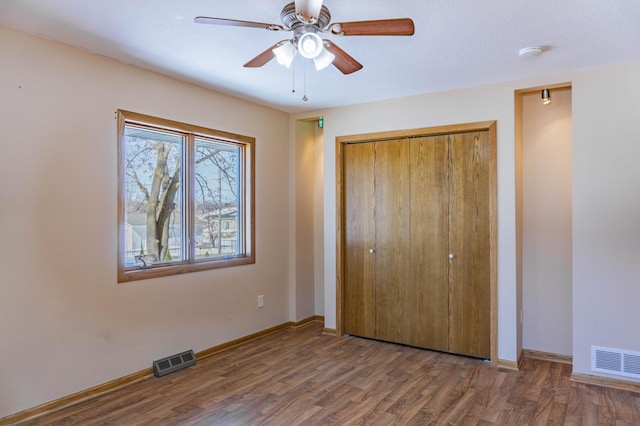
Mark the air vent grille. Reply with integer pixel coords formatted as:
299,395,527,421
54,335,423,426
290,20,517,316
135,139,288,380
592,346,640,379
623,353,640,376
152,350,196,377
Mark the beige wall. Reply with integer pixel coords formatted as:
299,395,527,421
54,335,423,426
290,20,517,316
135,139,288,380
291,119,324,320
571,63,640,378
292,120,317,320
313,123,325,315
3,20,640,420
293,60,640,376
522,87,573,356
0,25,291,417
297,85,522,362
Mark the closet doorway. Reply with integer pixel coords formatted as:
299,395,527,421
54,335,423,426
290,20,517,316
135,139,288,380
336,121,498,363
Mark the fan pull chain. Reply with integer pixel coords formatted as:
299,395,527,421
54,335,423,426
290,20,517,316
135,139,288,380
291,57,296,93
302,60,308,102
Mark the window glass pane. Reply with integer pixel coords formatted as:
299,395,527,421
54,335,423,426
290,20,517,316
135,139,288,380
194,138,241,259
123,125,184,267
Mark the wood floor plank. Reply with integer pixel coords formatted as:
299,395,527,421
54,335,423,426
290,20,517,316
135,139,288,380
12,323,640,425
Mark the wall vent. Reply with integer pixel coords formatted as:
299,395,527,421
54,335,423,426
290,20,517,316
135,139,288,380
592,346,640,379
152,349,196,377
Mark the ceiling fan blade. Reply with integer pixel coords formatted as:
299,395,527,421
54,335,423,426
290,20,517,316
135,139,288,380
194,16,286,31
243,42,282,68
295,0,324,23
323,41,363,75
330,18,415,36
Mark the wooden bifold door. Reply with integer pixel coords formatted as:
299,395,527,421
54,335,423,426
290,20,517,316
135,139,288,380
341,125,494,360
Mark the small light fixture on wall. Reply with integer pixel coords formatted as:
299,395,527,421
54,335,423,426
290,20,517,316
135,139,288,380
542,88,551,105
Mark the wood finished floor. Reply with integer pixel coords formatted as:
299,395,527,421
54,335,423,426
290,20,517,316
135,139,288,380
18,322,640,425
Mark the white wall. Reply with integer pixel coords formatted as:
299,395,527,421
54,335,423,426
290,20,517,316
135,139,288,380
522,88,573,356
293,60,640,375
0,25,291,418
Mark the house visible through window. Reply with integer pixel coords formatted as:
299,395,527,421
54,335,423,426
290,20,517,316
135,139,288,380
117,110,255,282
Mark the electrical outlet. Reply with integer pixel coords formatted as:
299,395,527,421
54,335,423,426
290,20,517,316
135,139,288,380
258,295,264,308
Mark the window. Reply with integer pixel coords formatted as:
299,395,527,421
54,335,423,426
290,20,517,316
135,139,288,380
117,110,254,282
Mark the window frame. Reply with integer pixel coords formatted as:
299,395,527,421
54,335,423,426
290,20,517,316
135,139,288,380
117,110,255,283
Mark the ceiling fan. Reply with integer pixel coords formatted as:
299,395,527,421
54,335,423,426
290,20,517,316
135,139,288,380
194,0,415,74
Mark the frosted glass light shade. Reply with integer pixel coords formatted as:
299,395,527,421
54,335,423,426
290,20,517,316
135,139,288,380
313,47,335,71
273,41,297,68
297,32,323,59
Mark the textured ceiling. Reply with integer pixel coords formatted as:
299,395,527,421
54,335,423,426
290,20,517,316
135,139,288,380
1,0,640,113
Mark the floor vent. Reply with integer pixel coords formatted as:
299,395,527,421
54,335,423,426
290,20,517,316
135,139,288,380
152,350,196,377
592,346,640,379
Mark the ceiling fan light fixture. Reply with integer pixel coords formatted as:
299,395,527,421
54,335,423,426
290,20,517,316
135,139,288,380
273,41,297,68
313,47,335,71
298,32,323,59
196,2,415,76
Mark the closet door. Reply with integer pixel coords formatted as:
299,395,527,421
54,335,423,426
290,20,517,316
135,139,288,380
343,139,412,343
448,131,491,359
408,136,450,351
342,130,492,359
343,142,376,339
374,139,411,344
